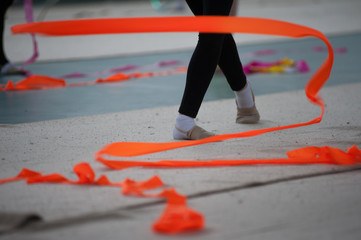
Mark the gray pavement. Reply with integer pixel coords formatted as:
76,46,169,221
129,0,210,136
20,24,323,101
1,0,361,239
1,82,361,239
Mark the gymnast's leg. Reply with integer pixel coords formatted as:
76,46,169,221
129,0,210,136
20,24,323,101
173,0,259,140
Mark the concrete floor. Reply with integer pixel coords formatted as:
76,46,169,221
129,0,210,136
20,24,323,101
1,82,360,239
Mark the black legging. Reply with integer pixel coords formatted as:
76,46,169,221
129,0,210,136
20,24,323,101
1,0,14,65
178,0,247,118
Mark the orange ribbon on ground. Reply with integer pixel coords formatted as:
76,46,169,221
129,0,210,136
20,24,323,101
97,145,361,170
0,168,41,184
0,67,187,91
3,75,66,91
0,162,204,234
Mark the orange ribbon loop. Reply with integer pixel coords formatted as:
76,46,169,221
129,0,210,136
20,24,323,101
11,17,333,158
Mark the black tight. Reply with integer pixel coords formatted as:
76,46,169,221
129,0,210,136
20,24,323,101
178,0,247,118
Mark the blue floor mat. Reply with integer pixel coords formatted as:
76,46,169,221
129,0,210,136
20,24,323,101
1,32,360,124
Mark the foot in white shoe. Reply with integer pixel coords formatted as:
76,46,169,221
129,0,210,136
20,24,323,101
173,114,215,140
173,114,195,140
173,125,215,140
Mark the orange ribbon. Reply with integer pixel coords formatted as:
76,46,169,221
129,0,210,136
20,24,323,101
0,162,204,234
0,67,187,91
0,168,41,184
97,145,361,170
10,16,333,157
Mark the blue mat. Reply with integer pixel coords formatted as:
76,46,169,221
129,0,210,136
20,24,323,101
1,32,360,124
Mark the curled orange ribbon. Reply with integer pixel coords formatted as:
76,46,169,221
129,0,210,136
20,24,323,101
11,16,333,158
0,162,204,234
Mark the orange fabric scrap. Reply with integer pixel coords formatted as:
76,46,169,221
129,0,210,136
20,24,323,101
121,175,163,196
0,67,187,91
96,73,130,83
3,75,66,91
153,189,204,234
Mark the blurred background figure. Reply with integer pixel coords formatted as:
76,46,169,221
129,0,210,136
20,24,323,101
1,0,25,75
